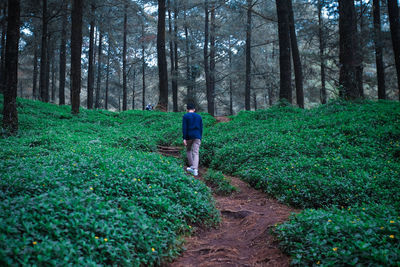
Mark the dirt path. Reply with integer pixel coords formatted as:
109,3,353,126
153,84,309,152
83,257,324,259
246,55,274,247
161,117,297,266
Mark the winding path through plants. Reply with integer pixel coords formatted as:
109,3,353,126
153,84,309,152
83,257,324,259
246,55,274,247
161,117,297,266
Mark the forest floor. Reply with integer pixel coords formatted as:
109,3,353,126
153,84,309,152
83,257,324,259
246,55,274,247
160,117,298,267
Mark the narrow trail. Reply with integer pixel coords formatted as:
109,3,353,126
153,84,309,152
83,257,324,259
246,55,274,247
160,117,297,267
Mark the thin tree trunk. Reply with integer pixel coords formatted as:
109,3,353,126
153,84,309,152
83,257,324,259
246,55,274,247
184,4,193,104
318,0,326,104
338,0,359,99
276,0,292,103
142,23,146,110
2,0,20,134
387,0,400,99
373,0,385,99
157,0,168,111
70,0,83,114
45,33,51,103
32,43,38,99
132,68,136,109
39,0,48,102
122,2,128,111
105,39,110,110
87,3,95,109
253,91,257,110
51,46,56,102
95,29,103,109
204,0,212,114
59,1,67,105
245,0,252,110
173,2,179,111
229,36,233,115
209,2,216,116
0,2,7,94
288,0,304,108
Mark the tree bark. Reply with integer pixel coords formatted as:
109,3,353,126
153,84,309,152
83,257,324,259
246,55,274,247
173,2,179,111
122,2,128,111
2,0,20,134
51,45,56,102
318,0,326,104
209,2,216,116
168,0,178,112
387,0,400,100
45,33,51,103
142,23,146,110
39,0,48,102
32,42,39,99
276,0,292,103
105,39,110,110
157,0,169,111
70,0,83,114
245,0,252,110
204,0,212,114
356,0,364,97
59,1,67,105
373,0,385,99
288,0,304,108
132,67,136,109
229,36,233,115
95,29,103,109
87,3,95,109
184,4,194,104
338,0,359,99
0,2,7,94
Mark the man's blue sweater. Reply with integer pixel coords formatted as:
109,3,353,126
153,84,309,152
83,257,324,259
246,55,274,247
182,112,203,140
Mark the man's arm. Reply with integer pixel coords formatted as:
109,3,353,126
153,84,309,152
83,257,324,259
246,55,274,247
182,116,187,145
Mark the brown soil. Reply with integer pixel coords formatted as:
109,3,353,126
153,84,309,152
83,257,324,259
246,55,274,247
161,117,298,266
215,116,231,123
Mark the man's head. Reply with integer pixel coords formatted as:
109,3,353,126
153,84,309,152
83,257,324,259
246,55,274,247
186,103,196,112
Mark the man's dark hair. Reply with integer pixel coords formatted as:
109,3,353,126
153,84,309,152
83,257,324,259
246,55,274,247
187,103,196,110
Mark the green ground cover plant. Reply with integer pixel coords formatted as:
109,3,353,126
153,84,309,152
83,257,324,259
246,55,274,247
0,96,219,265
201,100,400,265
204,169,238,195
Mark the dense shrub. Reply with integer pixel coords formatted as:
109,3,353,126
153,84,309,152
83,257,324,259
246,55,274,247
201,100,400,265
204,169,238,195
0,97,219,265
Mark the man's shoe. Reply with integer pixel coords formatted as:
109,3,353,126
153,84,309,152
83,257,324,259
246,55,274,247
186,167,194,172
193,169,198,176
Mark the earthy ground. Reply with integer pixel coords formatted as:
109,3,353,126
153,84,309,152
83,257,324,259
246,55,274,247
161,117,298,267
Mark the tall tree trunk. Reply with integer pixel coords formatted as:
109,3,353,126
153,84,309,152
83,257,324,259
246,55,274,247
105,39,110,110
0,2,7,94
142,23,146,110
245,0,252,110
32,42,38,99
39,0,48,102
122,2,128,111
51,46,56,102
229,36,233,115
356,0,364,97
388,0,400,99
87,3,95,109
318,0,326,104
276,0,292,103
59,1,67,105
157,0,169,111
373,0,385,99
288,0,304,108
338,0,359,99
173,2,179,111
184,4,193,104
168,0,178,112
45,33,51,103
95,29,103,109
209,2,216,116
2,0,20,134
70,0,83,114
204,0,212,114
253,91,257,110
132,67,136,109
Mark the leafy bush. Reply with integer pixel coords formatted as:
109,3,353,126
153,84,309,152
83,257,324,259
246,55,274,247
204,169,238,195
200,100,400,265
0,97,219,265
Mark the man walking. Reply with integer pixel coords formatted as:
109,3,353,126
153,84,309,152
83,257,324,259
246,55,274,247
182,103,203,176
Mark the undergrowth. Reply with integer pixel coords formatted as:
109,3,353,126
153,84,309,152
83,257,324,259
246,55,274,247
201,99,400,266
0,96,219,265
204,169,238,195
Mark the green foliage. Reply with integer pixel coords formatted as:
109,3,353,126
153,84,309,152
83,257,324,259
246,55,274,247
200,100,400,265
0,97,219,265
204,169,238,196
